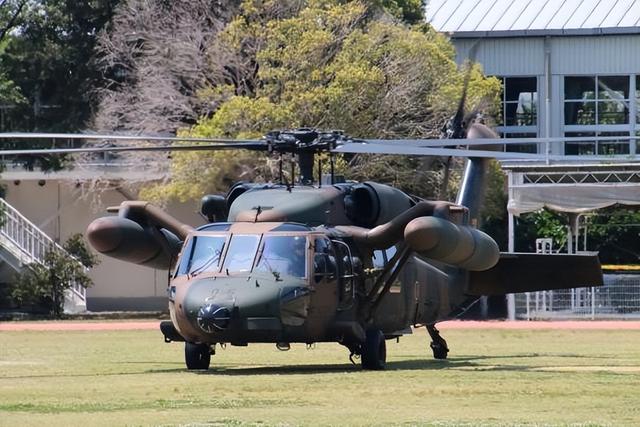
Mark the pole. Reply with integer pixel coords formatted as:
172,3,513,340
507,170,516,320
544,36,551,163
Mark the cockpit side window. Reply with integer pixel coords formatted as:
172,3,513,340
222,234,260,273
255,235,307,278
332,240,355,306
313,238,337,283
174,237,194,277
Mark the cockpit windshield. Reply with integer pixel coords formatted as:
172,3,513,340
175,233,308,278
221,235,260,273
176,235,226,277
255,235,307,278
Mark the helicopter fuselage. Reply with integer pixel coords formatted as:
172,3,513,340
167,220,473,348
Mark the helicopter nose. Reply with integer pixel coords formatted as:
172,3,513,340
196,304,231,333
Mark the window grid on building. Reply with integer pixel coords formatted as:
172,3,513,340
496,76,539,153
563,75,638,156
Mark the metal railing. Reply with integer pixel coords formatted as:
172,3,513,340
0,197,86,304
514,275,640,320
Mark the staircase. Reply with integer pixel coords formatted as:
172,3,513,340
0,197,86,313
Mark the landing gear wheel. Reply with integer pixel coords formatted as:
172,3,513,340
426,324,449,360
185,342,211,370
430,341,449,360
361,329,386,370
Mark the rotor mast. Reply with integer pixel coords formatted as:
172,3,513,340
264,128,343,186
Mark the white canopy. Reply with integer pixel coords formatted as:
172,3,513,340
508,183,640,215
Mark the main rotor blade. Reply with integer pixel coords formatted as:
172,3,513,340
363,138,543,147
449,41,480,139
333,142,543,159
364,135,640,147
0,132,262,144
0,142,268,156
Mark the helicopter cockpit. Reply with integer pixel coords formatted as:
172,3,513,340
175,231,309,280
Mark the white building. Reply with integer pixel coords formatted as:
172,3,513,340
0,159,203,312
427,1,640,319
426,0,640,239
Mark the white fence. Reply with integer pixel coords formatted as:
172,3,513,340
514,274,640,320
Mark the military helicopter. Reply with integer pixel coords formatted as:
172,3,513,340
0,117,603,371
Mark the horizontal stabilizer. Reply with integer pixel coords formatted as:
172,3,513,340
468,252,603,296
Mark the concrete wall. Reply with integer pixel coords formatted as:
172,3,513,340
2,178,204,311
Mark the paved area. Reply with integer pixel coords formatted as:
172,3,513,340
0,320,160,331
1,319,640,331
438,320,640,330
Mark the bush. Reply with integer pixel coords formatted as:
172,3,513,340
11,234,99,318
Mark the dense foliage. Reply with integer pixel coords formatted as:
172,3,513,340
513,206,640,264
132,0,500,203
0,0,118,132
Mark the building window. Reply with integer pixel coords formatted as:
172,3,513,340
497,77,538,153
499,77,537,127
564,131,630,156
563,75,635,156
498,132,538,153
564,76,629,125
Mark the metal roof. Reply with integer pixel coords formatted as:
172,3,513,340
426,0,640,38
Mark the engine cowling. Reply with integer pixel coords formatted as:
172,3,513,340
344,182,414,228
404,216,499,271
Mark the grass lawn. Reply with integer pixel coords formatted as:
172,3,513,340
1,327,639,426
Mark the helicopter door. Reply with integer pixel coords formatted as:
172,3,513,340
332,240,355,309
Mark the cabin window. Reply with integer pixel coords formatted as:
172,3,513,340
255,235,307,278
372,250,385,269
371,245,397,269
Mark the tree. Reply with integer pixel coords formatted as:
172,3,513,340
137,0,500,202
0,0,26,43
0,0,27,109
0,0,118,132
93,0,241,134
11,234,99,318
515,206,640,264
585,207,640,264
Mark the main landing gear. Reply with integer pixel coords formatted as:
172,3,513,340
360,329,387,370
426,324,449,360
185,342,212,370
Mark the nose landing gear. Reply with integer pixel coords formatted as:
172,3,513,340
185,342,213,370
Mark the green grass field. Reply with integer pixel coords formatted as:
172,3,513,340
1,327,639,426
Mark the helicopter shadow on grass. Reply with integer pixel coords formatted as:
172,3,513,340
150,352,614,376
147,358,481,376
